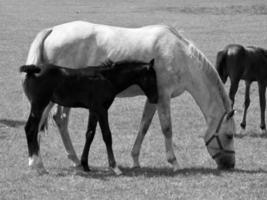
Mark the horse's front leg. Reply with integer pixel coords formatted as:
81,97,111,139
131,99,156,168
98,109,121,175
258,82,267,134
81,111,98,171
53,106,80,166
240,81,251,133
157,95,179,172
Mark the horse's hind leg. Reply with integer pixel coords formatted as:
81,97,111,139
53,106,80,166
258,82,267,134
131,99,156,168
240,81,251,133
157,95,179,172
81,111,98,171
98,109,121,175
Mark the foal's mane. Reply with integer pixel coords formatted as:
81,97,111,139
168,26,232,112
100,59,149,68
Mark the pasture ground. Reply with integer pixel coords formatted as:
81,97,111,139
0,0,267,199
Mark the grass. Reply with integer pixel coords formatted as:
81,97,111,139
0,0,267,199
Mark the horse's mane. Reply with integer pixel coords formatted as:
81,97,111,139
168,26,232,112
188,44,232,111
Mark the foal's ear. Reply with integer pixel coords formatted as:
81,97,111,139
149,59,155,68
226,110,235,120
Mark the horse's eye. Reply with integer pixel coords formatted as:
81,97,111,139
227,134,234,140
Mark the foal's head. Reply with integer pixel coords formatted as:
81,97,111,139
111,59,158,104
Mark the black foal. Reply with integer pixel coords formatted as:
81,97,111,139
20,59,158,174
216,44,267,134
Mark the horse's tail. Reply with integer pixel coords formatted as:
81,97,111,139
20,64,41,75
26,28,52,65
215,50,228,83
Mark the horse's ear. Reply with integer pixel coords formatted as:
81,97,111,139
149,59,155,69
226,110,235,120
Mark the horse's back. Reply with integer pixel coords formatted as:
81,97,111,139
43,21,176,68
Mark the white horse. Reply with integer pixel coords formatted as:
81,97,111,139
24,21,236,174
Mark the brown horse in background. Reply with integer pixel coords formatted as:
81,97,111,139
216,44,267,134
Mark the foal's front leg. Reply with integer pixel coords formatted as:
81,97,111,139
81,111,98,171
98,109,122,175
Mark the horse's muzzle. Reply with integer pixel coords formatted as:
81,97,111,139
215,153,235,170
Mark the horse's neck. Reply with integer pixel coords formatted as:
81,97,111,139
186,62,230,138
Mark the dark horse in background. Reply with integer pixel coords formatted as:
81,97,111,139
20,59,158,175
216,44,267,134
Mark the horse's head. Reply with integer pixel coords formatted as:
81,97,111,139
205,110,236,170
137,59,158,104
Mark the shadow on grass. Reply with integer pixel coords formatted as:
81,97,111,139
234,131,267,139
0,118,25,128
48,165,267,179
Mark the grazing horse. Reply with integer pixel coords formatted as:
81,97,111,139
20,59,158,174
24,21,236,173
216,44,267,134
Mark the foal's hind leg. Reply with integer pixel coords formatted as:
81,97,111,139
131,99,156,168
53,106,80,166
81,111,98,171
98,109,121,175
258,82,267,134
229,80,239,107
26,104,49,175
240,81,251,134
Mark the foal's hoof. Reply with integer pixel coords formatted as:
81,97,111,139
238,127,246,135
80,162,90,172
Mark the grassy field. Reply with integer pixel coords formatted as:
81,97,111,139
0,0,267,199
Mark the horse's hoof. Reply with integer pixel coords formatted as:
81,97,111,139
67,155,80,167
111,166,122,175
172,161,180,172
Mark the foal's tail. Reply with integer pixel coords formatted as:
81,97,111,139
19,65,41,75
215,50,227,83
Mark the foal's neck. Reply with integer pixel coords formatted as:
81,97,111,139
104,66,142,94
